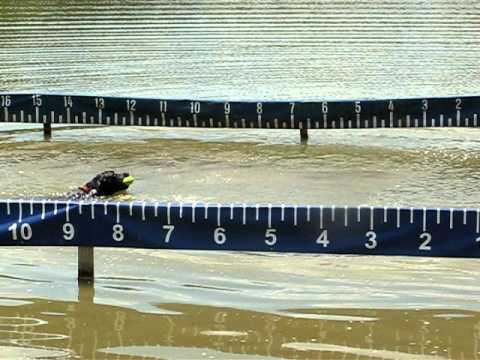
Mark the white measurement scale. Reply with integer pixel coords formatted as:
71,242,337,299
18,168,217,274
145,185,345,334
0,200,479,258
0,94,477,130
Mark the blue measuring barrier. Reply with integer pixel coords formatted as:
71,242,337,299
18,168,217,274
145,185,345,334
0,93,479,129
1,200,480,258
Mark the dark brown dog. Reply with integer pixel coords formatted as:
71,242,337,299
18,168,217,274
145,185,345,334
72,171,134,199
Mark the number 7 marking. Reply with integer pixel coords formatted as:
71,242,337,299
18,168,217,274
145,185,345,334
163,225,175,243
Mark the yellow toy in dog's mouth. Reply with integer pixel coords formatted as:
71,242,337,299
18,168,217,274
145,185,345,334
122,175,135,186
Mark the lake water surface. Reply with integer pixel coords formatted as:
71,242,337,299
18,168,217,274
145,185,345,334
1,1,480,359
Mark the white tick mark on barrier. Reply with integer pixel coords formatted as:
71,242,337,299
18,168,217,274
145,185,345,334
66,201,71,222
422,208,427,232
369,207,374,230
54,200,58,216
242,204,247,225
230,204,234,220
217,204,221,227
281,204,285,221
30,199,33,215
396,207,401,228
104,201,109,215
6,199,10,215
450,208,454,229
255,204,259,221
129,202,134,217
18,200,22,223
41,200,46,220
344,206,348,227
476,209,479,233
436,208,441,224
268,204,272,228
204,203,209,219
167,202,171,225
320,206,324,229
116,202,120,223
142,202,146,221
91,201,96,220
192,202,196,223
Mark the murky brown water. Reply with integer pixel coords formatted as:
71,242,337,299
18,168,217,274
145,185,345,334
1,0,480,359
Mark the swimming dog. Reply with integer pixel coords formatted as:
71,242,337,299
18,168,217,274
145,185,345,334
71,171,134,199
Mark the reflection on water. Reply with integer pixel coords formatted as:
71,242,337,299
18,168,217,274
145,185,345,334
0,248,479,358
0,284,478,359
2,0,480,358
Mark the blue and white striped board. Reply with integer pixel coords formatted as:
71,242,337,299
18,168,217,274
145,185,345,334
1,200,479,258
0,94,479,129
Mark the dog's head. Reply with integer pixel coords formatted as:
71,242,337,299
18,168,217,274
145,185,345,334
80,171,134,196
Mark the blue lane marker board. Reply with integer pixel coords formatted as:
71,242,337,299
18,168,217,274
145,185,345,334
0,94,479,129
1,200,480,258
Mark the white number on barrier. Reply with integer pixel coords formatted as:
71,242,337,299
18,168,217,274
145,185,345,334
422,99,428,111
224,102,231,115
214,227,226,244
1,95,11,107
63,223,75,240
265,228,277,246
316,230,329,247
190,101,201,114
162,225,174,243
8,223,32,241
456,98,462,110
159,100,167,113
256,102,263,114
355,101,361,113
126,99,136,112
290,102,295,114
112,224,124,242
419,232,432,251
95,97,105,109
32,95,42,107
63,96,73,108
322,102,328,114
365,231,377,249
388,100,394,111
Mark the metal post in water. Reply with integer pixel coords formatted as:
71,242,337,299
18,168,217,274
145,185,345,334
43,123,52,139
300,128,308,143
78,247,94,282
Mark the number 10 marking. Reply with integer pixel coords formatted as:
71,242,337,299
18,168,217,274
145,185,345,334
8,223,32,241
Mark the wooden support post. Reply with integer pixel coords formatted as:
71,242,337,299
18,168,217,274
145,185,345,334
300,128,308,143
78,277,95,303
43,123,52,139
78,247,94,283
